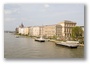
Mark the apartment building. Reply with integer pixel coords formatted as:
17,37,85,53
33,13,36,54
18,27,24,35
42,25,56,38
42,24,62,39
56,24,62,38
29,26,40,37
23,27,30,35
57,20,76,40
16,20,77,40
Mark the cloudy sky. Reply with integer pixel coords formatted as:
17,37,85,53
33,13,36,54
4,4,84,31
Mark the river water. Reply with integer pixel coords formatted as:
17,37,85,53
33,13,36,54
4,33,84,58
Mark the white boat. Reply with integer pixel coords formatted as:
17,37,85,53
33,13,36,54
55,41,79,48
35,36,45,42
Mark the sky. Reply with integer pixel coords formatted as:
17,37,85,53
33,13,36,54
4,4,84,31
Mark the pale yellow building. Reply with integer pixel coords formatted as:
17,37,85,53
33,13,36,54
16,21,77,40
56,25,62,38
23,27,30,35
18,27,24,35
42,24,62,39
29,26,40,37
18,27,29,35
42,25,56,38
57,20,76,40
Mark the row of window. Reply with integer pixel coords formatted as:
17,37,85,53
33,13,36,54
65,24,75,27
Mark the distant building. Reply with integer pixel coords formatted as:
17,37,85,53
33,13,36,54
23,27,30,35
57,20,76,40
18,28,24,35
15,20,78,40
18,23,24,34
29,26,33,36
29,26,40,37
42,24,62,39
56,24,62,39
42,25,56,38
17,23,29,35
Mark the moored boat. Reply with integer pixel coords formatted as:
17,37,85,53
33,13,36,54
35,36,45,42
55,41,79,48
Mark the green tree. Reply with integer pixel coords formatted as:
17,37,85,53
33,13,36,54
71,26,83,41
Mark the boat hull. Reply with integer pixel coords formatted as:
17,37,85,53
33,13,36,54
35,39,45,42
55,42,78,48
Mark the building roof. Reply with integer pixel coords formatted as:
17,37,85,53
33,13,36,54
58,20,76,24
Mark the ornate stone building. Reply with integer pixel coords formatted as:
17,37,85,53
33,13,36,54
57,20,76,40
16,20,77,40
42,24,62,39
29,26,40,37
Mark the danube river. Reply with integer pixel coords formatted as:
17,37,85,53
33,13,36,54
4,33,84,58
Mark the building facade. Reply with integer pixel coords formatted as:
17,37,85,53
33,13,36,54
29,26,40,37
42,25,56,38
56,25,62,39
18,27,24,35
42,24,62,39
16,20,77,40
23,27,30,35
57,20,76,40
